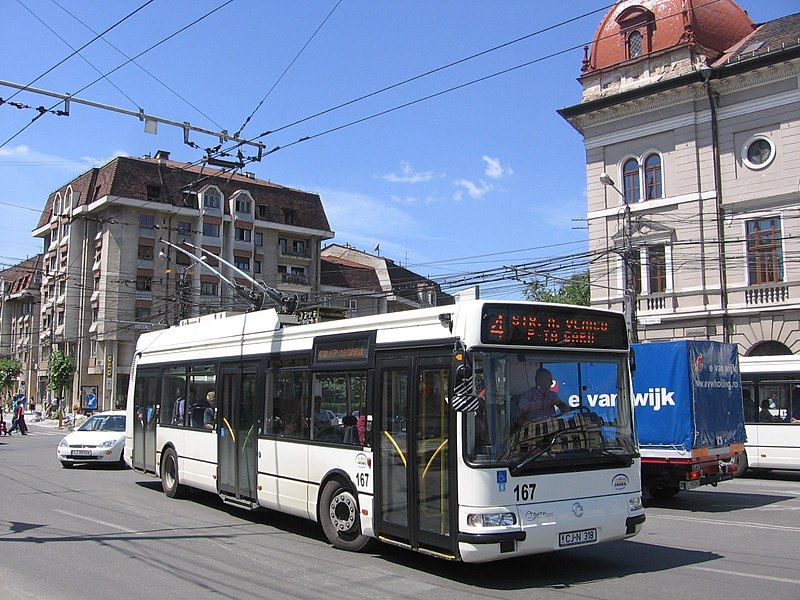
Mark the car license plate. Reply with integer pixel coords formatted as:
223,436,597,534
71,450,92,456
559,528,597,547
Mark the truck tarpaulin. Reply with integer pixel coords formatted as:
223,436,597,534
632,341,746,450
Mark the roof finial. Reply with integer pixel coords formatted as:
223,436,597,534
581,45,591,72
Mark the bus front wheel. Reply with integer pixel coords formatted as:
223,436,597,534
319,480,371,552
161,448,187,499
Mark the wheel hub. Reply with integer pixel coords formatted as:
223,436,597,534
329,491,356,532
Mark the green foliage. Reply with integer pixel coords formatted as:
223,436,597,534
0,358,22,399
523,270,591,307
47,350,77,398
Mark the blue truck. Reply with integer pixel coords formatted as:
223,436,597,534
632,341,747,499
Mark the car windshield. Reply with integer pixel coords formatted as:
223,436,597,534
78,415,126,432
465,351,637,472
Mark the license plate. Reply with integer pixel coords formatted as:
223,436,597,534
71,450,92,456
559,528,597,547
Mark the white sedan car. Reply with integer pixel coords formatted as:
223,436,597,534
57,411,126,468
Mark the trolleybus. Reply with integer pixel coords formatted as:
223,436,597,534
739,355,800,473
126,300,645,562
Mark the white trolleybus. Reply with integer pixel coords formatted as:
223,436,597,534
126,300,645,562
738,355,800,473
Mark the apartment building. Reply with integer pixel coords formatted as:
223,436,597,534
319,244,453,317
559,1,800,356
32,151,333,410
0,255,42,403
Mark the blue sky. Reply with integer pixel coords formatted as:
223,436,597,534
0,0,793,297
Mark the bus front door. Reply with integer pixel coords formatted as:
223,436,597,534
133,370,158,473
376,355,454,556
218,362,261,502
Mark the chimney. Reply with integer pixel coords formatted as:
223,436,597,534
154,150,170,162
243,172,256,179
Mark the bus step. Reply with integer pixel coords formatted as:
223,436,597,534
221,495,259,510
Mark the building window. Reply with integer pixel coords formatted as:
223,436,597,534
58,280,66,296
644,153,662,200
292,240,306,255
177,221,192,235
137,245,153,261
627,30,643,59
146,185,161,202
234,258,250,271
235,198,251,213
136,276,152,292
135,307,151,322
743,135,776,170
202,222,220,237
175,252,191,266
139,214,155,230
254,260,262,275
746,217,783,284
203,189,221,209
254,232,263,246
234,227,251,242
257,205,268,220
201,282,218,296
89,338,97,357
92,306,99,322
283,209,297,225
622,158,640,203
278,238,287,253
60,222,69,237
648,244,667,293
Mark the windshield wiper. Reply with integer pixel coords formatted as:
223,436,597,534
509,421,588,475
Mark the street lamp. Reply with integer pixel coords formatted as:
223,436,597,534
599,172,639,343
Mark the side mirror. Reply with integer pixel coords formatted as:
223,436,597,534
451,363,479,413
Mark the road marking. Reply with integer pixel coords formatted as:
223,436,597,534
688,566,800,585
54,509,138,534
650,513,800,532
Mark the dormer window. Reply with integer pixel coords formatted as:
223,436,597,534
235,198,251,213
203,189,221,209
617,5,654,61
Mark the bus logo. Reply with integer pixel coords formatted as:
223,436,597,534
612,474,629,491
355,453,369,469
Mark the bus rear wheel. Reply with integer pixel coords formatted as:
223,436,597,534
320,480,371,552
161,448,186,499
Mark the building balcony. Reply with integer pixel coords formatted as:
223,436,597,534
744,282,790,306
279,246,311,260
279,273,309,286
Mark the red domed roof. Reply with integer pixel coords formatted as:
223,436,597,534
583,0,755,74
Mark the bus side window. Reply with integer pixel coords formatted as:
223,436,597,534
742,386,757,424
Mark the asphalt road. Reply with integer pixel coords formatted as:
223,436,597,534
1,425,799,600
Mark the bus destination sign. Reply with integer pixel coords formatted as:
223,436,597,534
480,305,628,349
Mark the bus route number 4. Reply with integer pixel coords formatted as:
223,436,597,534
514,483,536,502
356,473,369,488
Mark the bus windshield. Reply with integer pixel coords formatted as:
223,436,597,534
466,351,636,472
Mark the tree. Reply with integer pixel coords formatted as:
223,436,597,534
0,357,22,403
48,350,77,406
523,270,591,306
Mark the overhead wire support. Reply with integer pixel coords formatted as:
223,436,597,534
0,79,265,153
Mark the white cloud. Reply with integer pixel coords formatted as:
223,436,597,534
453,178,492,200
390,195,418,205
483,155,513,179
380,161,435,184
0,144,128,172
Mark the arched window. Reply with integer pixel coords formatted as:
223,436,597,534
203,188,221,209
644,153,663,200
622,158,640,204
53,194,62,217
747,341,792,357
628,30,643,59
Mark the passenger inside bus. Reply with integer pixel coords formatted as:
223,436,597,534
759,398,776,423
203,391,216,430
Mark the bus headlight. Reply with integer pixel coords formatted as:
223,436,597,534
628,496,643,512
467,512,517,527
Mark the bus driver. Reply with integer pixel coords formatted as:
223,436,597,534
515,368,570,425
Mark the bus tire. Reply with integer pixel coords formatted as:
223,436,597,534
648,484,680,500
319,479,371,552
732,452,748,478
161,448,186,499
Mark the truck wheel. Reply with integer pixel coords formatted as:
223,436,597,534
319,479,372,552
648,485,680,499
161,448,187,499
731,453,748,478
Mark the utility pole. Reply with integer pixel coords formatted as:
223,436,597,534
600,173,639,343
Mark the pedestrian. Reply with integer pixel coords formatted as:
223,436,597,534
8,400,27,435
0,404,7,436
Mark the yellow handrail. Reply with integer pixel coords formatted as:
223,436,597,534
222,417,236,442
421,438,449,482
382,431,407,468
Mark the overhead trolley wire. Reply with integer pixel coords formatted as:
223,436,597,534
2,0,156,105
